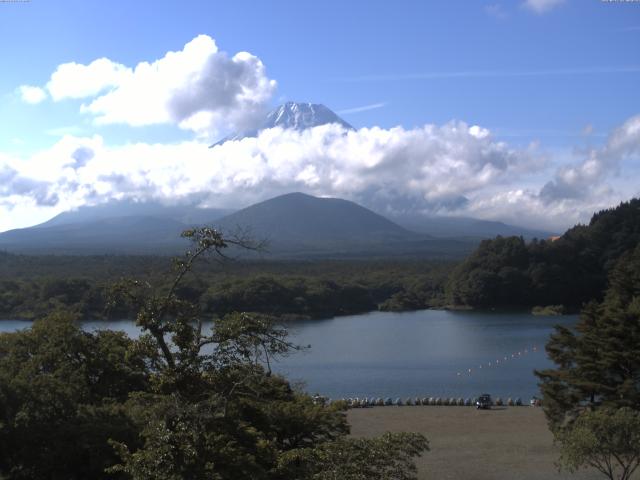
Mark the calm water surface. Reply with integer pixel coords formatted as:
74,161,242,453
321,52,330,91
0,310,576,400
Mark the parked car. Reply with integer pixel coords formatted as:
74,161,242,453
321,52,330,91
476,393,492,409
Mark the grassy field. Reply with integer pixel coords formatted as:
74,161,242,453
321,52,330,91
348,406,604,480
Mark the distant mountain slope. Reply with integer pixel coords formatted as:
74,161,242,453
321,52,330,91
213,192,476,258
390,214,555,239
211,102,354,146
0,216,189,254
215,192,415,249
0,194,477,258
0,200,231,255
39,200,231,228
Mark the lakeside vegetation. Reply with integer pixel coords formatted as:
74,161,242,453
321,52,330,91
446,198,640,311
0,254,451,321
2,199,640,322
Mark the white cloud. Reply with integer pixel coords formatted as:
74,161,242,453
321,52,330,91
523,0,565,14
0,122,541,229
47,57,130,100
1,114,638,233
337,102,386,115
17,85,47,104
540,114,640,203
32,35,276,138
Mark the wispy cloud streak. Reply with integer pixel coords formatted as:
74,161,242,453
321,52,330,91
337,102,386,115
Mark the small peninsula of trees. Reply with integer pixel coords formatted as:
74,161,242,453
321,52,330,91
0,228,428,479
447,198,640,310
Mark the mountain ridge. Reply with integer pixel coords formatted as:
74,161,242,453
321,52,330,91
0,193,551,257
214,192,418,249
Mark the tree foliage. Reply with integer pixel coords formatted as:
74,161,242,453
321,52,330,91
0,253,451,321
557,408,640,480
535,243,640,479
535,244,640,429
277,432,429,480
447,198,640,309
0,312,149,479
0,227,428,479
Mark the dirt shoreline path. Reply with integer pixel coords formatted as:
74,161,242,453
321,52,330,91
348,406,603,480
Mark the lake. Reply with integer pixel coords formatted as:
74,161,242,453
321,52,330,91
0,310,576,400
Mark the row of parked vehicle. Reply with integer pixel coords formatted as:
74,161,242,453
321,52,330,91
311,393,543,408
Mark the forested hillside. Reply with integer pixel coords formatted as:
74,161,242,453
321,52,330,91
446,198,640,309
0,255,450,320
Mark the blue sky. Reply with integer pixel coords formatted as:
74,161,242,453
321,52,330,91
0,0,639,231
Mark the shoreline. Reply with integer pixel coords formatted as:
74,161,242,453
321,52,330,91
0,304,576,323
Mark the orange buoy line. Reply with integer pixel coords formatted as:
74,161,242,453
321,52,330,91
456,345,539,377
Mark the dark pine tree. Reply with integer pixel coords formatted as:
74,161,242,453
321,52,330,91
536,243,640,430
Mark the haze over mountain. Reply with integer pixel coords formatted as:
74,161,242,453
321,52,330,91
0,190,557,256
389,214,556,240
0,193,472,257
211,102,355,146
39,200,232,229
0,201,231,255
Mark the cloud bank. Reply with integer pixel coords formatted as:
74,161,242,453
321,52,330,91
540,114,640,202
2,113,638,232
19,35,276,138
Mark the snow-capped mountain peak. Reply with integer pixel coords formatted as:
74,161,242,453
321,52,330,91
264,102,354,131
211,102,354,146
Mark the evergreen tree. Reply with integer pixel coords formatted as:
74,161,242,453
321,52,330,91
536,244,640,430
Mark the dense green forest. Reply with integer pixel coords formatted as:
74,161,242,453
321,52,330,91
0,254,451,320
1,198,639,321
446,198,640,310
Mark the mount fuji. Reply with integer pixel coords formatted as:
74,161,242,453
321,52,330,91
211,102,355,146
